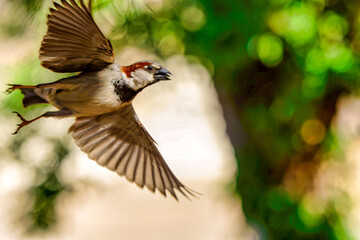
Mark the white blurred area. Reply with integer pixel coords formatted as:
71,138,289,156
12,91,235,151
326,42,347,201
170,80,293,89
0,44,257,239
331,96,360,240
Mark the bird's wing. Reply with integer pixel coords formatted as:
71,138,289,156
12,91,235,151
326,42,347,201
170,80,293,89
68,104,197,200
39,0,114,73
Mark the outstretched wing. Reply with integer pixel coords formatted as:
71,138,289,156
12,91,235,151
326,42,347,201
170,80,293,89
68,104,197,200
39,0,114,73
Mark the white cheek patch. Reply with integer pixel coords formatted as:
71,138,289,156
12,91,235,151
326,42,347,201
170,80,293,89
125,69,153,91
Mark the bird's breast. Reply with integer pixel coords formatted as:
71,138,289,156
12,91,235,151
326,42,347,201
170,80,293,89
54,65,128,117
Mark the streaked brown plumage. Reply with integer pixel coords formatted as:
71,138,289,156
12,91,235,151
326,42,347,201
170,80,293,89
7,0,197,200
40,0,114,72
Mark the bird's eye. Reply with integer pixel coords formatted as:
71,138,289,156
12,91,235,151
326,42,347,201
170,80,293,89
146,65,153,71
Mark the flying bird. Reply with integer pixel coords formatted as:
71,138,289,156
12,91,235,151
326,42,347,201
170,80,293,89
7,0,197,200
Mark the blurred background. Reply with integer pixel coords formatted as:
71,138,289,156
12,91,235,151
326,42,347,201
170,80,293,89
1,0,360,239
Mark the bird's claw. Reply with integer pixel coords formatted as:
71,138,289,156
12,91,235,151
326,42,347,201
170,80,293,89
12,111,29,135
5,84,21,94
13,111,26,122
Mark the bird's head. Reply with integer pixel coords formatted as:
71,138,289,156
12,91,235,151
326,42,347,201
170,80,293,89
121,61,171,91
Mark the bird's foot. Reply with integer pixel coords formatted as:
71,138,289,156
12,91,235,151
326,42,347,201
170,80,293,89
6,84,22,94
12,111,35,135
6,84,36,94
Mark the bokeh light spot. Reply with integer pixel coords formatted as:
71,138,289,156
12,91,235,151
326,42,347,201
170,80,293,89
300,119,326,145
305,48,328,74
325,45,354,73
302,74,326,100
268,4,317,46
298,195,325,229
257,34,283,67
271,96,295,122
158,34,185,56
318,12,348,41
268,10,289,36
303,73,326,88
180,6,206,32
286,4,317,46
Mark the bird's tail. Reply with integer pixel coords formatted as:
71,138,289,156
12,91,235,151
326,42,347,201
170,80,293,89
6,84,48,108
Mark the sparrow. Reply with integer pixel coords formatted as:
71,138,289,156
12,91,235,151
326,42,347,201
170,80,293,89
7,0,197,200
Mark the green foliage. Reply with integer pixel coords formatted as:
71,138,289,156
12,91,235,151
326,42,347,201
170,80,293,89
109,0,359,238
26,140,69,231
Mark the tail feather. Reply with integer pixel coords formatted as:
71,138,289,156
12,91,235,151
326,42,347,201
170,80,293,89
7,84,48,108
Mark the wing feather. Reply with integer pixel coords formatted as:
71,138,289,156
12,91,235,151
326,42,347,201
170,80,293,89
106,144,126,171
91,136,117,159
87,135,114,159
69,104,196,200
40,0,114,73
134,149,145,187
116,145,134,176
144,153,155,192
97,140,121,166
152,160,166,196
125,146,140,181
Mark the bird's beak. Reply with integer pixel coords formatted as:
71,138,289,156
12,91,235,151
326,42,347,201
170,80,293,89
154,68,172,81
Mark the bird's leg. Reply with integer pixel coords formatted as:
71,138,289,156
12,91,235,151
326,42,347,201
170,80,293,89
6,82,80,95
6,83,59,94
6,84,36,94
12,112,41,134
12,109,73,135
